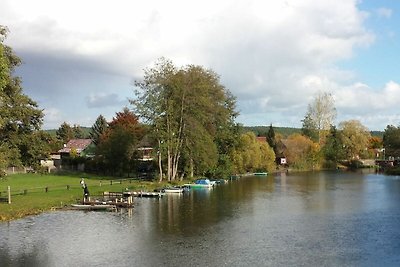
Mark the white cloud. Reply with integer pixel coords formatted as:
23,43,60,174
86,93,127,108
2,0,395,130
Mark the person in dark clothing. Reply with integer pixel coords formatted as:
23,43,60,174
83,184,90,202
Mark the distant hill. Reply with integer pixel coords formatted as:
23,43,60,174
242,126,301,137
44,127,92,138
44,125,384,139
242,126,383,138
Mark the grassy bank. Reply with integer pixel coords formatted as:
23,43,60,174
0,173,176,221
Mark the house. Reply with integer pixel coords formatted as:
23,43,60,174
275,139,288,165
136,135,154,161
58,139,94,158
256,136,267,143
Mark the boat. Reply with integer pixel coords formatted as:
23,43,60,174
184,178,214,188
71,204,116,211
253,172,268,176
163,187,184,193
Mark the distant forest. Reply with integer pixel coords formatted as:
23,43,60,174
45,125,384,140
241,126,384,139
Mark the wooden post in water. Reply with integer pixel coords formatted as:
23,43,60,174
8,186,11,204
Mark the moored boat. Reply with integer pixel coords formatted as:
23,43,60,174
253,172,268,176
163,187,184,193
184,178,214,188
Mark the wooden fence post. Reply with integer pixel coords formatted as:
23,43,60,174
8,186,11,204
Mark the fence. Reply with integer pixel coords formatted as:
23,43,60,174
0,178,141,204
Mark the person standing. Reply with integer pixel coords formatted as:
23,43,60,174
83,184,90,203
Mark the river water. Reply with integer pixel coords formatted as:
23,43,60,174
1,171,400,266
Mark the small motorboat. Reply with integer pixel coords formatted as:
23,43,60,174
163,187,184,193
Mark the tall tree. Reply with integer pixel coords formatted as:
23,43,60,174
132,58,239,181
302,91,336,144
90,114,108,145
322,125,344,168
0,26,44,172
266,124,277,153
339,120,371,160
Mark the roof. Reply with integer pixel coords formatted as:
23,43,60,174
58,139,92,154
256,136,267,142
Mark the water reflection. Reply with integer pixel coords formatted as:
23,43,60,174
1,171,400,266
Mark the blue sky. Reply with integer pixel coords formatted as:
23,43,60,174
1,0,400,131
340,0,400,89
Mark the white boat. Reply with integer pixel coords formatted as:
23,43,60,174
163,187,184,193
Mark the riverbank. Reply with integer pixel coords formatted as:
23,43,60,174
0,173,182,221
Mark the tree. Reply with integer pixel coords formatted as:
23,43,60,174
266,124,277,153
284,133,321,170
0,26,44,172
72,124,85,139
322,125,344,168
132,58,239,181
96,108,145,176
89,114,108,145
383,125,400,158
302,91,336,144
56,122,74,143
339,120,371,160
231,132,276,174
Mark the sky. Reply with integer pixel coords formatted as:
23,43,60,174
1,0,399,131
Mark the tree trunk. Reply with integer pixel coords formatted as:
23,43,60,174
158,140,163,182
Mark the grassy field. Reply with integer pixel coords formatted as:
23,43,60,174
0,172,175,221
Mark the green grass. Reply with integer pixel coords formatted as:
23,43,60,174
0,173,175,221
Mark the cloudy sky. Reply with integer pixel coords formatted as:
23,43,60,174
1,0,399,130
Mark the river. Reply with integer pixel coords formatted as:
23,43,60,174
1,171,400,266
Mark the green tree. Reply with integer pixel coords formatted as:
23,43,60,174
72,124,85,139
322,125,344,168
0,26,44,172
339,120,371,160
56,122,74,143
302,91,336,144
132,58,239,181
383,125,400,158
267,123,277,153
90,114,108,145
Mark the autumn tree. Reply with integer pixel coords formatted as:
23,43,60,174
339,120,371,160
231,132,275,174
302,91,336,144
132,58,239,181
284,134,321,170
96,108,145,176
